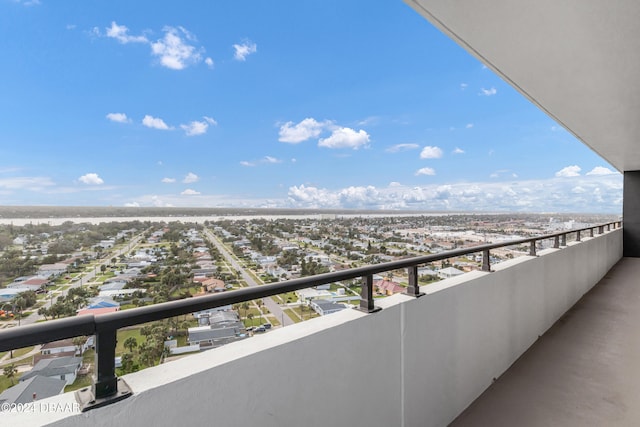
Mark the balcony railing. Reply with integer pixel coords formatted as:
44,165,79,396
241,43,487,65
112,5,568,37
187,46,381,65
0,220,621,411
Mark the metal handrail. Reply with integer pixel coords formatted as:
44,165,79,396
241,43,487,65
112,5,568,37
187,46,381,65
0,220,622,410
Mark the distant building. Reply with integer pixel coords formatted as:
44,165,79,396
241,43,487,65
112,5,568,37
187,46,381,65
188,311,247,348
437,267,465,279
7,277,49,292
34,338,80,365
373,279,405,296
37,263,68,278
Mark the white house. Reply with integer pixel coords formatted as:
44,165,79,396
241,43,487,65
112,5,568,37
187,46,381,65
437,267,465,279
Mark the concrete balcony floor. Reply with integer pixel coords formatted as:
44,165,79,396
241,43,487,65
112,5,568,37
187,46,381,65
451,256,640,427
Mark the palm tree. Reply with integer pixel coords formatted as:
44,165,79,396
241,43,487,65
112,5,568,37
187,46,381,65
72,336,86,355
123,336,138,353
3,364,18,385
256,299,264,323
240,302,250,320
247,313,254,327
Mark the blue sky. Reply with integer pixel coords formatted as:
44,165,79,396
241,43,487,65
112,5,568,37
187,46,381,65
0,0,622,213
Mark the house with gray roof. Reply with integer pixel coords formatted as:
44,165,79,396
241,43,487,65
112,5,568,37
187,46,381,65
0,376,66,404
20,356,82,386
310,300,348,316
187,322,247,349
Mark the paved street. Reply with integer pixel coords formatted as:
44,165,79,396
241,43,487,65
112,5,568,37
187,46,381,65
14,234,145,327
202,228,295,326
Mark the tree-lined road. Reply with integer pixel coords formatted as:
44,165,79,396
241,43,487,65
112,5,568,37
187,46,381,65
202,228,295,327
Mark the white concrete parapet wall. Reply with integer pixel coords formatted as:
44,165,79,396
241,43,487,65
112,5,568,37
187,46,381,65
9,229,622,427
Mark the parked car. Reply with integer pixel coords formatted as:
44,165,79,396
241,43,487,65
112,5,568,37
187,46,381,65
254,326,266,333
262,323,272,329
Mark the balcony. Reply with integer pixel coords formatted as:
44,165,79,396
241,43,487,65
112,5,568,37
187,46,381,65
0,224,622,426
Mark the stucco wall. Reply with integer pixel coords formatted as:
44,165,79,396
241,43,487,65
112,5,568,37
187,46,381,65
11,229,622,427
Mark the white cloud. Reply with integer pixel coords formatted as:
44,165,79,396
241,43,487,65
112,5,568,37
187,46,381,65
460,83,468,90
241,156,282,167
111,173,623,212
161,177,176,183
124,202,140,207
105,22,148,44
278,118,328,143
555,165,581,177
15,0,40,7
181,120,208,136
357,116,379,126
78,173,104,185
287,184,380,209
233,40,257,61
205,57,214,68
318,127,370,149
490,169,518,179
106,112,130,123
465,123,474,129
420,146,443,159
142,115,172,130
180,116,217,136
586,166,617,176
151,26,203,70
282,174,622,212
183,172,199,183
181,189,200,195
479,87,497,96
386,143,419,153
415,167,436,176
453,147,465,154
572,186,586,194
0,176,55,191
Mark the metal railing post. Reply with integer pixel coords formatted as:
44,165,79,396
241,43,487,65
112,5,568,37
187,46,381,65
357,274,381,313
590,228,594,238
529,241,537,256
553,236,560,248
576,230,581,242
482,249,491,272
76,328,132,411
560,233,567,246
598,226,604,234
94,329,117,398
404,266,424,297
607,224,611,231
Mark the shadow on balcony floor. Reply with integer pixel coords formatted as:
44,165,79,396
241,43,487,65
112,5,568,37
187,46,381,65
450,256,640,427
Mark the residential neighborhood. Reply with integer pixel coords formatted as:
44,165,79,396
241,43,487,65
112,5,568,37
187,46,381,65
0,211,618,403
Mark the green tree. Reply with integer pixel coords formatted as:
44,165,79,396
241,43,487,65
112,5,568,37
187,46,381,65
256,300,264,323
240,302,250,320
123,336,138,353
121,352,135,373
3,364,18,385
